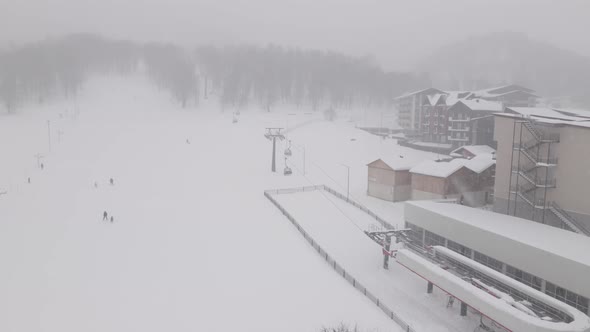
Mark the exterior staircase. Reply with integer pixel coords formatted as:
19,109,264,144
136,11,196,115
510,120,560,214
549,202,590,236
509,120,588,237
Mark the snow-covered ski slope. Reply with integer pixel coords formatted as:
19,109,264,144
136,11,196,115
0,75,426,332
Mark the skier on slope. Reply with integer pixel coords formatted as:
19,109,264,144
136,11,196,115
109,178,114,186
103,211,108,221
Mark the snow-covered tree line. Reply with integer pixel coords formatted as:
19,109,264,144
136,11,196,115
0,34,427,112
196,44,427,111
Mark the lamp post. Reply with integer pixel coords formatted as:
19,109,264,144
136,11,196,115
47,120,51,152
302,145,306,176
340,164,350,200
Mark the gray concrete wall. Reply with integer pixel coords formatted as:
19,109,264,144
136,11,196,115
493,115,590,233
548,125,590,217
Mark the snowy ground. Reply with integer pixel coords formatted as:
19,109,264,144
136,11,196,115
0,74,439,332
275,190,481,332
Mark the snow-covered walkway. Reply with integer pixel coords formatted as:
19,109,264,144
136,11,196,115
274,188,481,332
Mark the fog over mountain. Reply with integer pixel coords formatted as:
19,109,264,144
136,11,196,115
420,31,590,106
1,0,589,71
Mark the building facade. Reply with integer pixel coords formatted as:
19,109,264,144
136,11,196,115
493,108,590,235
395,85,538,146
394,88,445,134
367,158,412,202
410,158,495,207
447,100,503,148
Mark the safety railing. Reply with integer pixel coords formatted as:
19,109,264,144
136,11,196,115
264,186,416,332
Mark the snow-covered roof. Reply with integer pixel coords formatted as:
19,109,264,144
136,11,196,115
427,93,445,106
368,155,429,171
553,108,590,119
464,153,496,173
497,112,590,129
451,145,496,157
410,159,466,178
394,88,445,100
483,84,535,94
396,85,535,104
405,201,590,297
487,90,539,99
457,99,504,112
410,155,494,178
471,85,536,99
506,107,589,122
443,91,470,106
417,201,590,262
508,107,570,118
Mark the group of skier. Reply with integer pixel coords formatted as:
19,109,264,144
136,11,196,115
103,211,114,223
98,177,116,223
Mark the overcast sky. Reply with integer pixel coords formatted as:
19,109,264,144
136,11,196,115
1,0,589,70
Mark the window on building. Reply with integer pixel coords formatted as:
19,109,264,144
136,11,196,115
405,222,424,246
579,297,589,314
545,282,589,313
506,265,542,290
424,230,445,247
473,251,503,272
447,240,472,258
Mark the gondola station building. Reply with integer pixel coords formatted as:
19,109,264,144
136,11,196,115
403,200,590,316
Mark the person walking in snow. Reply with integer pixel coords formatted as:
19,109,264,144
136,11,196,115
110,216,114,223
109,178,114,186
103,211,108,221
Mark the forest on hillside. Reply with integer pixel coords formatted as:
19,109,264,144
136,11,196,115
0,34,428,113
